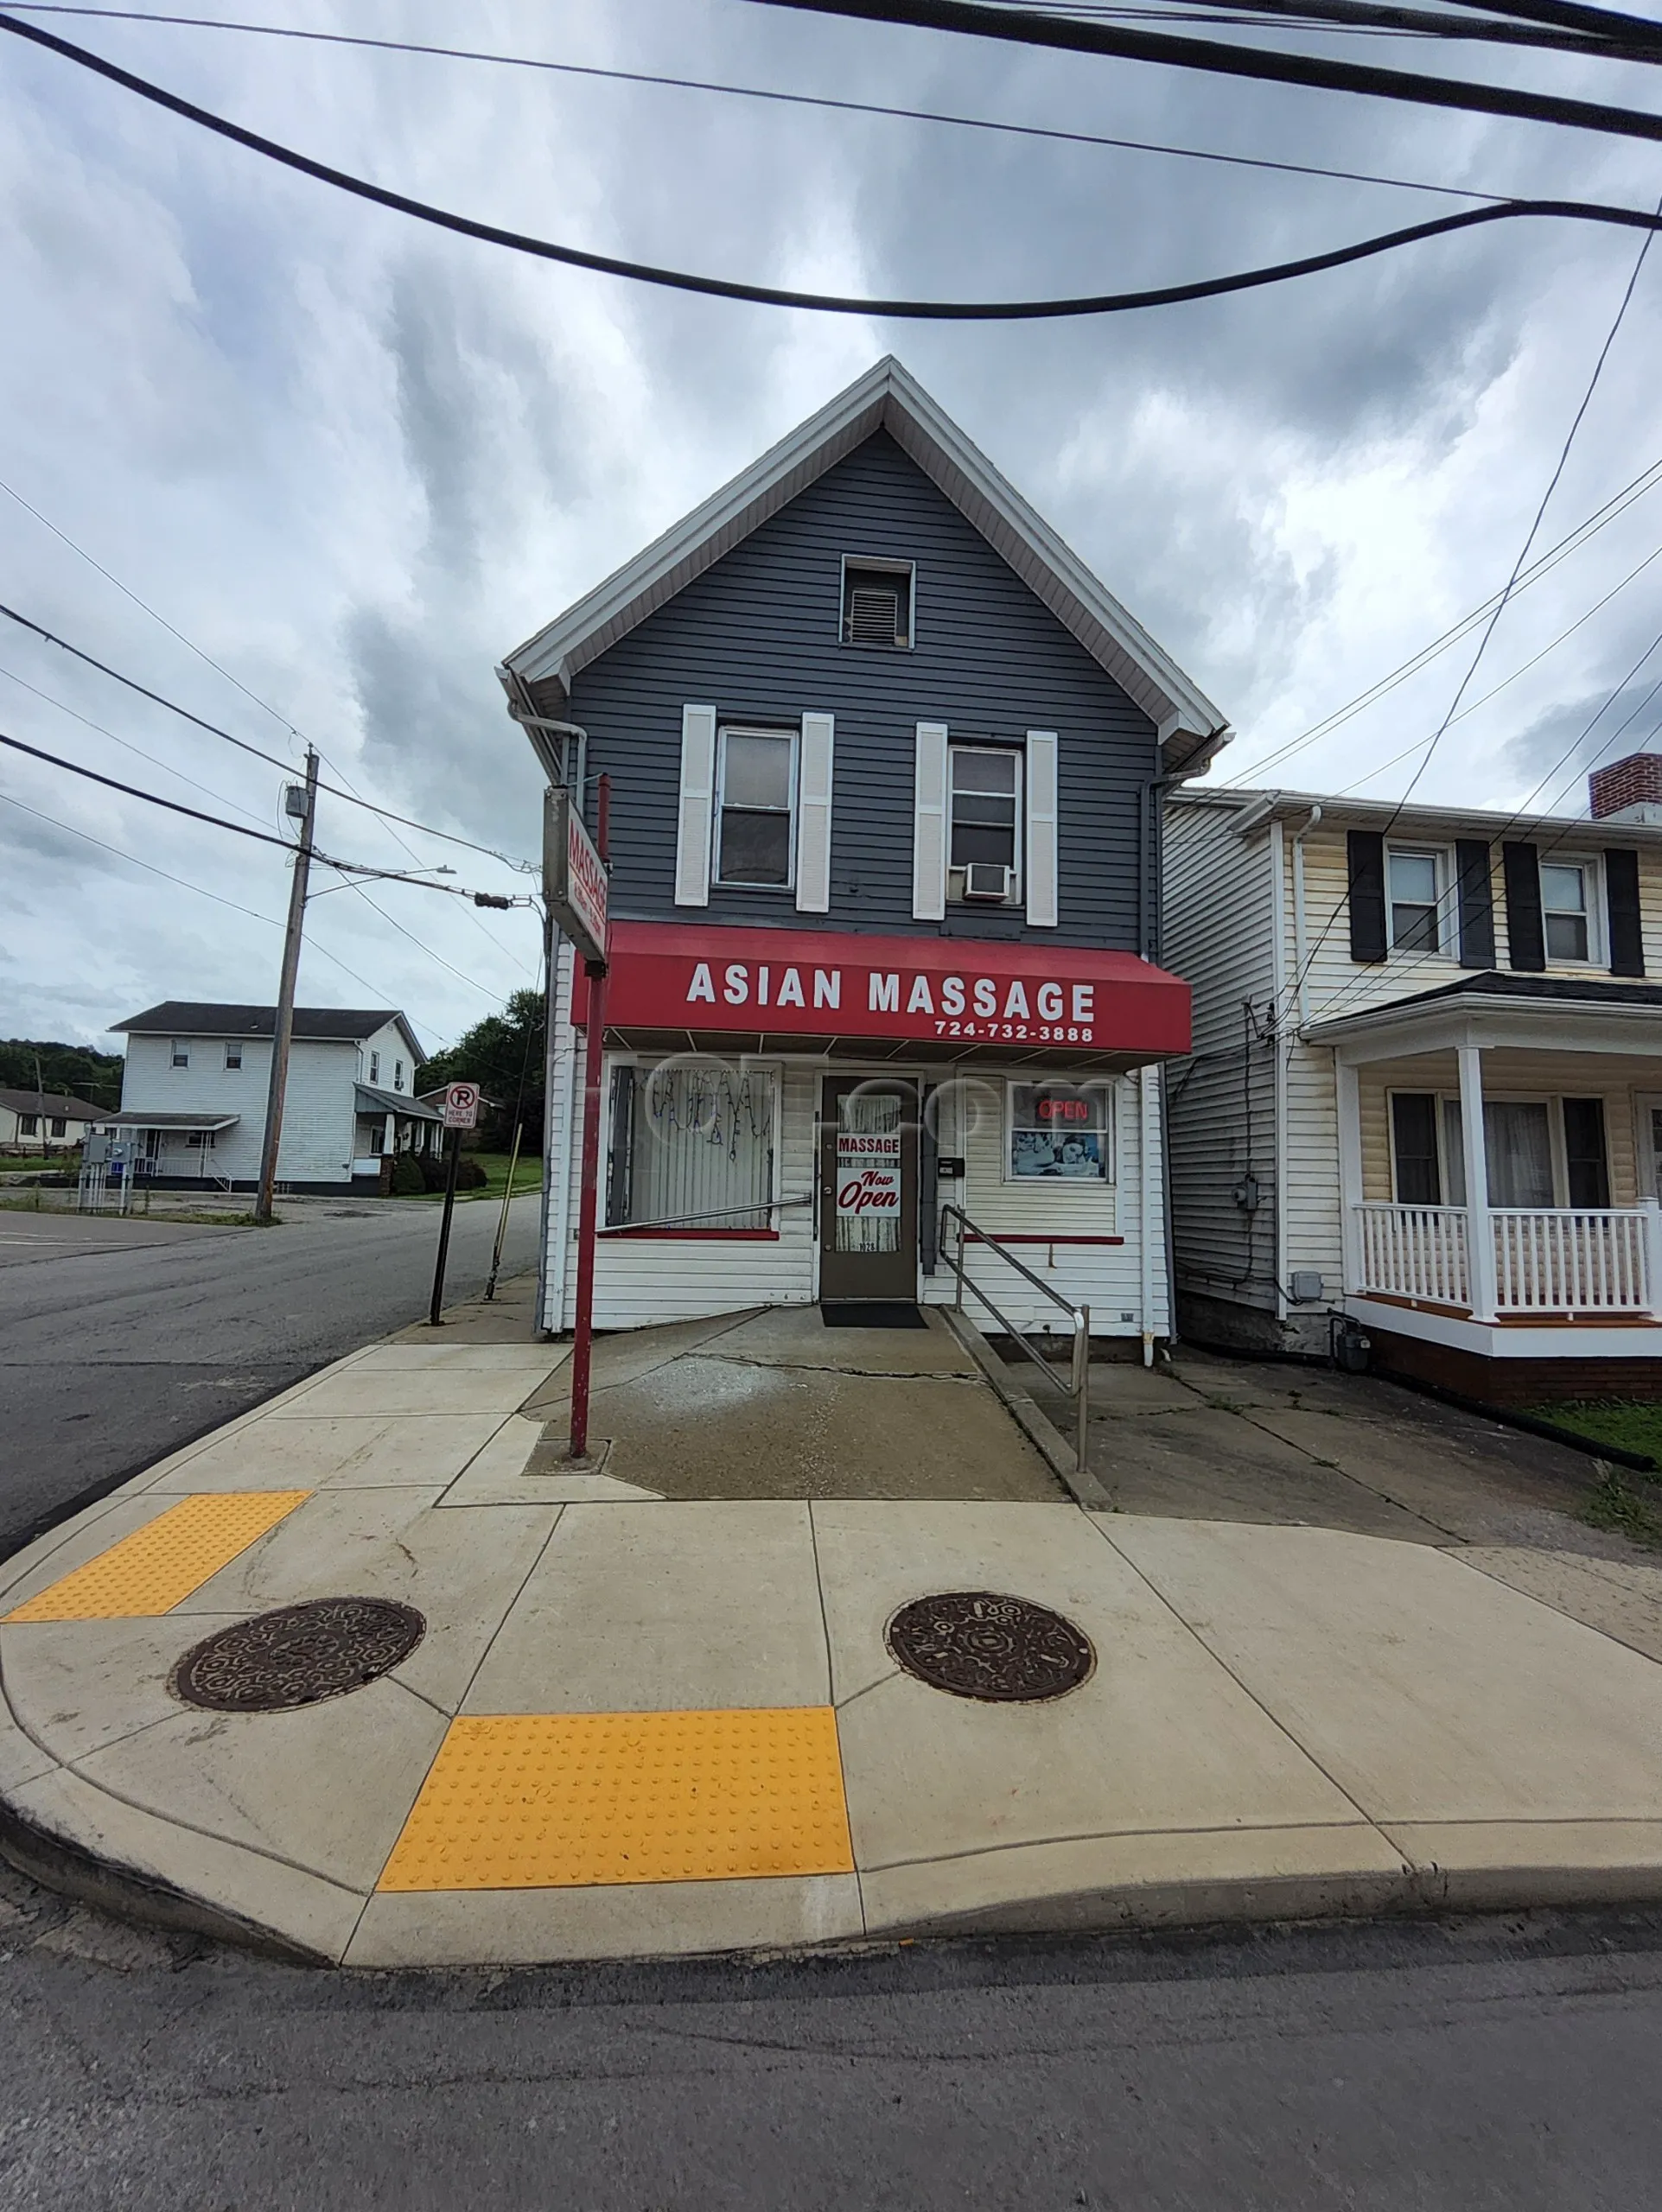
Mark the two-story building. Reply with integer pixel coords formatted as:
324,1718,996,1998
106,1001,441,1193
1165,757,1662,1401
500,358,1229,1342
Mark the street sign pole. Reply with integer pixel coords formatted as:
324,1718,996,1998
429,1082,480,1326
567,774,610,1462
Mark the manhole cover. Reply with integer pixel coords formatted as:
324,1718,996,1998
885,1592,1094,1703
170,1598,425,1713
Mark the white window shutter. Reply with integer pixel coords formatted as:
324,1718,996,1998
1025,728,1059,927
795,711,835,912
674,703,717,906
913,721,948,920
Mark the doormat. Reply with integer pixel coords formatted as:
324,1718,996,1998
819,1301,928,1330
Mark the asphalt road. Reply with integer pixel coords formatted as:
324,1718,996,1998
0,1195,541,1558
3,1869,1662,2210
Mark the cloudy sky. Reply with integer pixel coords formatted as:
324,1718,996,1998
2,0,1660,1058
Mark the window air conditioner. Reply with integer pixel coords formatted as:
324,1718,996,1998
963,861,1015,902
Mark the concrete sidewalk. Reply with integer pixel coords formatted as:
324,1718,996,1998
7,1286,1662,1967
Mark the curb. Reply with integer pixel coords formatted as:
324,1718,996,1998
0,1794,329,1967
938,1306,1111,1510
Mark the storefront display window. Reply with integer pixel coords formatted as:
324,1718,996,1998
607,1062,777,1230
1005,1082,1113,1182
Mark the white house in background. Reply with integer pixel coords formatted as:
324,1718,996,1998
105,1002,443,1195
1163,751,1662,1405
0,1087,107,1155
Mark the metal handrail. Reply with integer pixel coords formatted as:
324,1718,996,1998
597,1193,814,1236
939,1203,1090,1478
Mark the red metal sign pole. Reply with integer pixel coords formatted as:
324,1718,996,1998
567,774,610,1461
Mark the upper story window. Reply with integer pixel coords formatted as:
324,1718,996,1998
1386,847,1446,953
170,1039,189,1068
1542,860,1595,962
716,725,796,889
369,1051,380,1083
394,1059,405,1091
224,1042,242,1071
949,745,1022,901
840,558,913,649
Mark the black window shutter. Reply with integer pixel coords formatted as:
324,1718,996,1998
1502,842,1545,971
1347,830,1387,963
1605,849,1645,976
1455,839,1495,969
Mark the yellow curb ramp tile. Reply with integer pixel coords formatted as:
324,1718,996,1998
2,1492,312,1623
378,1707,856,1891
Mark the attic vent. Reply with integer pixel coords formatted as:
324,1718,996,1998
842,561,912,648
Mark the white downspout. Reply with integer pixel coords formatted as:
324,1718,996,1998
1138,1065,1157,1366
1290,804,1322,1036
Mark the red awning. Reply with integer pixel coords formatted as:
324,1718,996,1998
571,922,1188,1059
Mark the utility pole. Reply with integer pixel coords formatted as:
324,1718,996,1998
254,747,319,1226
567,773,610,1462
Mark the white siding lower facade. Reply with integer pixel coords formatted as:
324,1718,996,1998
538,1018,1170,1344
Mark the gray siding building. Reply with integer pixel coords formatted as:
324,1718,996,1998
501,358,1229,1338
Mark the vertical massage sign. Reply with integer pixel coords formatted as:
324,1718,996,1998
837,1126,902,1247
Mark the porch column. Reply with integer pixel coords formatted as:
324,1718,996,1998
1458,1041,1496,1320
1335,1054,1364,1294
1642,1198,1662,1319
384,1113,395,1154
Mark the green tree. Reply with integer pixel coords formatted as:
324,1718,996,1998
0,1039,124,1110
417,988,544,1151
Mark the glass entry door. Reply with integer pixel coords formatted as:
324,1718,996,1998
818,1077,920,1302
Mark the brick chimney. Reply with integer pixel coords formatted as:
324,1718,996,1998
1589,752,1662,825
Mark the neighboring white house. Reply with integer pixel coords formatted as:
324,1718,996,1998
0,1087,107,1155
105,1002,442,1194
1163,753,1662,1404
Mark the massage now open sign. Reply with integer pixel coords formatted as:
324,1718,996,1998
836,1130,901,1217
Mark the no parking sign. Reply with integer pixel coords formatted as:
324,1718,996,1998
443,1082,480,1130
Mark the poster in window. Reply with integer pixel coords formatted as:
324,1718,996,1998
1007,1084,1111,1180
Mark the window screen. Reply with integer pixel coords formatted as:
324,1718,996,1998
1387,850,1442,952
1390,1093,1442,1205
949,747,1021,874
607,1064,776,1230
1563,1097,1610,1208
1007,1084,1112,1181
1541,862,1590,962
716,728,795,887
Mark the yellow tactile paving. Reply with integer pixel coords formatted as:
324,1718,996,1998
2,1491,312,1623
378,1707,856,1891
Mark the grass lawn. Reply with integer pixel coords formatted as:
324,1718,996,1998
406,1151,544,1202
0,1155,81,1175
1528,1399,1662,1467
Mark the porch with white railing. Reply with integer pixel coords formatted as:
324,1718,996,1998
1353,1201,1662,1317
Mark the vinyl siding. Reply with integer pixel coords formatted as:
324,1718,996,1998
1161,798,1279,1312
1359,1049,1649,1205
564,430,1160,951
120,1032,363,1185
539,1036,1166,1336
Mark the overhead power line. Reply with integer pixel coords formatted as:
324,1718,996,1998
3,15,1662,321
0,601,535,871
0,3,1525,206
1225,451,1662,784
1387,188,1659,818
743,0,1662,144
0,787,437,1017
1019,0,1662,42
0,727,533,907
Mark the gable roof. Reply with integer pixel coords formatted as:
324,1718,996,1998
499,356,1230,777
113,1004,424,1060
0,1086,107,1122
